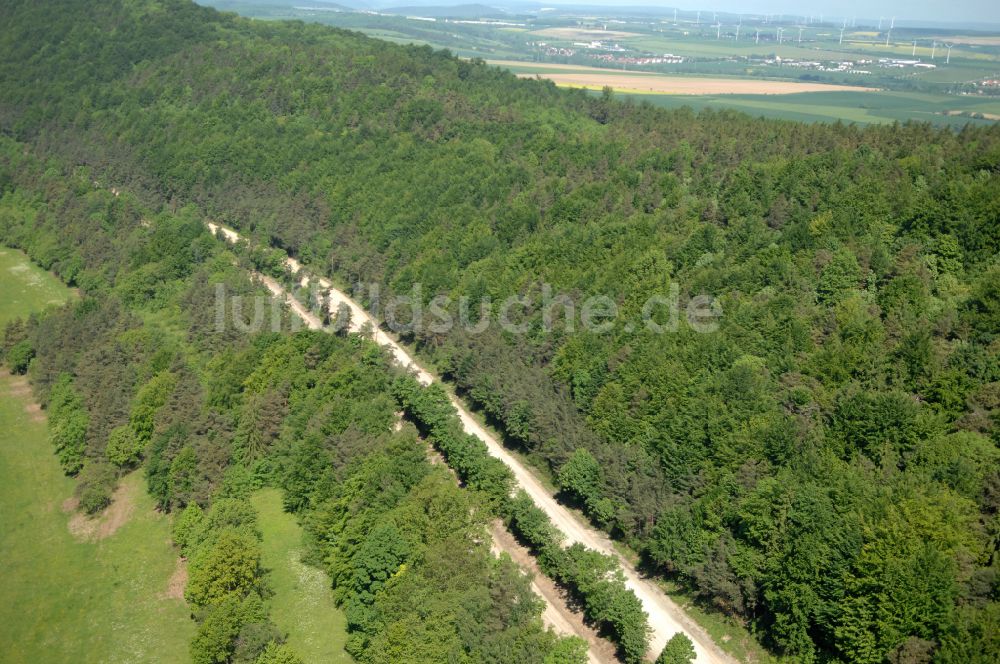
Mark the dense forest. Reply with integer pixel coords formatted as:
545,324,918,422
0,141,591,663
2,0,999,662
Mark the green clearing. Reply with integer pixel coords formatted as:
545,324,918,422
252,489,351,664
0,248,192,663
606,89,1000,126
0,463,193,664
0,246,74,321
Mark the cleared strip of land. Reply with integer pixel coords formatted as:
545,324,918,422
490,60,879,95
213,230,618,662
207,220,735,664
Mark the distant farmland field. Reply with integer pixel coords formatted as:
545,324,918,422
489,61,1000,126
616,89,1000,126
529,27,640,40
490,60,878,94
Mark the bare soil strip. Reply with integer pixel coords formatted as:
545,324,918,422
489,521,617,664
68,474,139,542
161,558,188,600
425,426,615,660
24,402,44,422
3,376,44,421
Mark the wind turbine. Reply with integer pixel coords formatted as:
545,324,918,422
673,8,677,24
798,26,804,43
696,10,701,25
886,30,891,47
944,42,954,64
912,40,917,56
777,26,784,44
735,22,741,41
755,28,760,44
716,21,722,40
890,16,895,29
839,26,846,45
931,41,937,59
878,16,883,30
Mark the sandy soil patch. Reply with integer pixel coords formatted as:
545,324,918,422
24,401,45,423
161,558,188,600
522,72,878,95
530,27,639,40
3,374,44,421
68,476,138,541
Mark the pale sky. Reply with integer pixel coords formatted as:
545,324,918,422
552,1,1000,26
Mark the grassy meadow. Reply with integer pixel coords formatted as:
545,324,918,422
252,489,352,664
0,247,192,663
0,246,74,320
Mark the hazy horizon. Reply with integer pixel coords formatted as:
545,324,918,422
354,0,1000,28
566,1,999,26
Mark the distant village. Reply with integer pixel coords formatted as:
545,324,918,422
529,38,959,77
532,40,686,65
757,56,938,75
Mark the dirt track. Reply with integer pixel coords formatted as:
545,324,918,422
257,263,611,656
489,521,617,664
209,221,736,664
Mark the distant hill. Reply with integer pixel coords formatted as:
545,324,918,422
205,0,358,12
